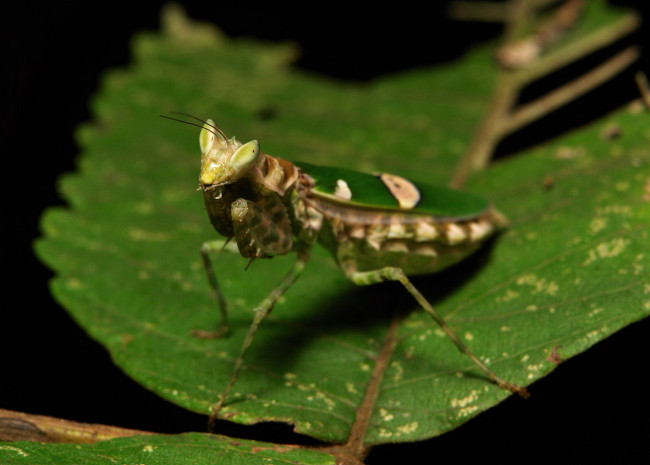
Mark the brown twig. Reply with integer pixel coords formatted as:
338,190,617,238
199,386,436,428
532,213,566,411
635,72,650,110
0,409,153,444
502,46,640,134
450,3,640,188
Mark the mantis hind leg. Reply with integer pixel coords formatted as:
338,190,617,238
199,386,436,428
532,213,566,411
350,266,529,398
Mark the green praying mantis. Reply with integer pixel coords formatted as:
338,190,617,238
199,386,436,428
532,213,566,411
165,114,529,428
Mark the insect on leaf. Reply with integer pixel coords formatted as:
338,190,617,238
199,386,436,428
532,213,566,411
34,3,650,448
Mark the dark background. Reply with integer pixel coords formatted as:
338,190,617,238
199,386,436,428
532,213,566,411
3,1,650,462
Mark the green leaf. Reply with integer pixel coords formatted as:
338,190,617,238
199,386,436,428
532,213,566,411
34,2,649,450
0,433,335,465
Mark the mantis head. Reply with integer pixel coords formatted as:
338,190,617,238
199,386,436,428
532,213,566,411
199,119,261,187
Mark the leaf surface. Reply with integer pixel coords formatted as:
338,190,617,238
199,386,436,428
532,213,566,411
34,3,649,447
0,433,335,465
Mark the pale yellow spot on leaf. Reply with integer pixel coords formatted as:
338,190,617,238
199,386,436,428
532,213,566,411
379,408,394,422
555,146,584,159
589,217,607,234
457,405,479,417
138,270,150,280
66,278,84,290
133,201,153,214
450,390,480,408
315,391,336,410
517,274,559,296
588,307,604,317
378,429,393,438
615,181,630,191
128,228,170,242
396,422,419,434
596,205,632,216
391,361,403,382
497,289,519,302
583,237,630,265
0,446,28,457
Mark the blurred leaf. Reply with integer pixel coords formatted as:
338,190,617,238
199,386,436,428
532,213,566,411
0,433,335,465
34,2,649,449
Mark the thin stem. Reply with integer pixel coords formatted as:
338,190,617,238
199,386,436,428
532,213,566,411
0,408,152,443
635,72,650,110
501,46,639,135
517,13,641,84
451,8,640,188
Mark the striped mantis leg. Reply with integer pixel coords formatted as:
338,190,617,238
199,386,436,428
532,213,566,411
349,266,529,397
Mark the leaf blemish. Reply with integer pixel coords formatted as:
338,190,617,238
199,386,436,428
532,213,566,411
128,228,170,241
0,446,28,457
517,274,559,296
379,408,394,422
589,217,607,234
496,289,519,302
137,270,150,280
397,422,419,434
391,361,403,382
66,278,84,290
588,307,604,317
417,328,433,341
451,390,481,418
583,237,630,265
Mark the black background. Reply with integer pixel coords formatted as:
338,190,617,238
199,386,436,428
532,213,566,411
3,1,650,462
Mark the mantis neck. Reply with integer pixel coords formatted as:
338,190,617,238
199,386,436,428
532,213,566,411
251,152,301,196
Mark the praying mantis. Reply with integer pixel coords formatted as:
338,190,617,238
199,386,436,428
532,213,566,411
166,115,529,428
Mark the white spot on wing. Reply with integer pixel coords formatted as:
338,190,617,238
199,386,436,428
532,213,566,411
379,173,420,209
334,179,352,200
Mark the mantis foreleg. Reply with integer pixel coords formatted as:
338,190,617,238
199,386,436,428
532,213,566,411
195,239,239,339
208,250,310,430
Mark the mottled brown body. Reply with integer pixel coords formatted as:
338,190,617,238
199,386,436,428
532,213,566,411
193,118,527,427
201,146,505,274
307,193,506,276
